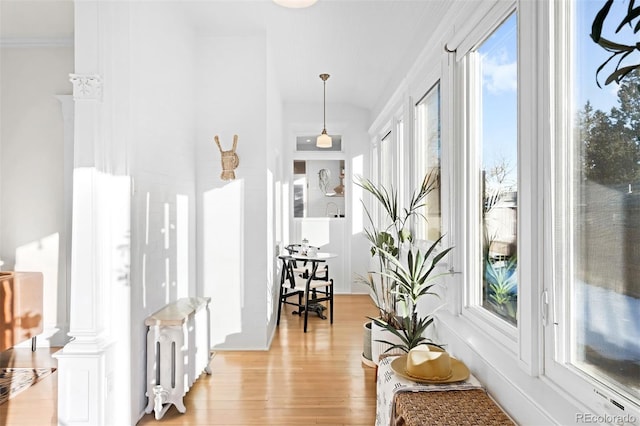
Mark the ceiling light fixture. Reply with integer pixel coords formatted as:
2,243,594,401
273,0,318,8
317,73,332,148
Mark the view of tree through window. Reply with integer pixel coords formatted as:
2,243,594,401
571,0,640,400
477,13,518,326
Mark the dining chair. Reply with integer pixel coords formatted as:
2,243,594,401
284,244,328,280
277,247,334,332
276,254,305,326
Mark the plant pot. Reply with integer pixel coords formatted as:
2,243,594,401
371,320,404,365
361,321,375,368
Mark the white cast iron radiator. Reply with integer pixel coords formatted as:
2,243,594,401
144,297,212,420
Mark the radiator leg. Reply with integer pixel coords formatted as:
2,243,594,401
153,385,169,420
175,398,186,414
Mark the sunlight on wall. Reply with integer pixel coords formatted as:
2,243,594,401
164,257,171,304
300,218,330,247
352,155,364,234
266,170,274,322
176,194,189,299
162,202,173,304
282,182,290,245
142,192,150,309
203,180,244,346
14,233,59,344
275,179,282,245
103,172,132,426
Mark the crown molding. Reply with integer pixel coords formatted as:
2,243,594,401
0,37,73,48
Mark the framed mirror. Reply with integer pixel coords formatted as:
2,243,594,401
293,160,345,218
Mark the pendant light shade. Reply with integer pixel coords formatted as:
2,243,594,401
317,129,332,148
273,0,318,8
317,73,332,148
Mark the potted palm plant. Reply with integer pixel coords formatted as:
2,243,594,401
356,171,453,362
371,240,453,355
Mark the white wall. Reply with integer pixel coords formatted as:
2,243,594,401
195,34,271,350
0,45,73,347
265,36,283,344
127,3,198,421
283,103,370,294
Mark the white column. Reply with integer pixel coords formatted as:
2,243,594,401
53,1,132,425
53,74,110,426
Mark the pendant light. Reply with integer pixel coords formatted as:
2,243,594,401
317,73,332,148
273,0,318,8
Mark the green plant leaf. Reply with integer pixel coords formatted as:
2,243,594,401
605,64,640,85
591,0,614,43
616,5,640,32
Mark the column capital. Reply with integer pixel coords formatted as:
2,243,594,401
69,74,103,101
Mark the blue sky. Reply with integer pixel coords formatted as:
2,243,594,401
480,13,518,189
479,2,635,188
576,0,637,113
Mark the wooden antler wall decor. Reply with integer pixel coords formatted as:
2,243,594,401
214,135,239,180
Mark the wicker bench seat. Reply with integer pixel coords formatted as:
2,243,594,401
376,354,515,426
394,388,515,426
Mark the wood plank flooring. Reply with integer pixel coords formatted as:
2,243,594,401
0,346,59,425
0,294,378,425
138,294,379,425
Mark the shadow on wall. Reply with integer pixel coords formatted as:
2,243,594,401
202,179,244,347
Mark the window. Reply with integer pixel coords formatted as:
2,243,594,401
471,13,519,326
379,130,393,190
551,0,640,409
414,82,441,241
378,131,393,228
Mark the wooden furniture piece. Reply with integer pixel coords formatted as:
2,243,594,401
0,271,43,352
144,297,212,420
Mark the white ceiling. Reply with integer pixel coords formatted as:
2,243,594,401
1,0,449,113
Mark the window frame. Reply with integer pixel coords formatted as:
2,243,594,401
458,4,522,354
413,81,443,244
544,0,640,420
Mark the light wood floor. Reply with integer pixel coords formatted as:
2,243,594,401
1,294,379,425
138,294,379,425
0,346,59,425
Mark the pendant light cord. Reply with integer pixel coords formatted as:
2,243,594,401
319,73,330,132
323,78,326,130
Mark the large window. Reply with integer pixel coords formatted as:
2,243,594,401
379,131,393,190
414,82,441,241
472,13,518,326
554,0,640,407
378,131,393,229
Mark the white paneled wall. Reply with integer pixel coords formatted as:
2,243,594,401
195,35,272,350
292,218,347,293
128,2,198,422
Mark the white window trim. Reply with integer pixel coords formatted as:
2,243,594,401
457,2,523,357
543,0,640,421
412,80,443,246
